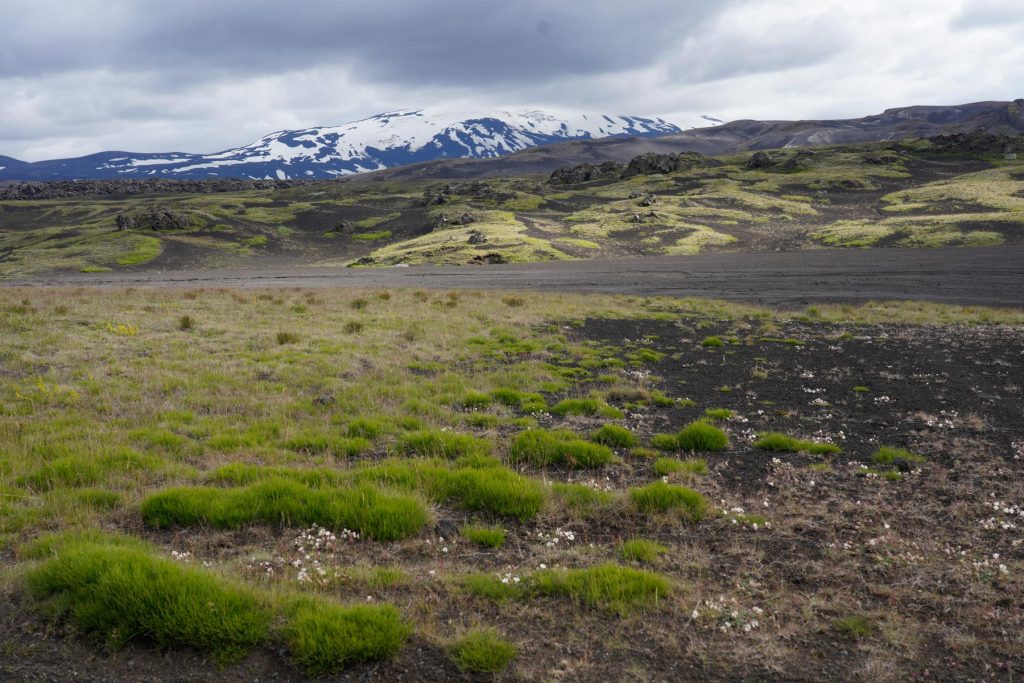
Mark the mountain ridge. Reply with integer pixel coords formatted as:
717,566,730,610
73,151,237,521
0,109,685,181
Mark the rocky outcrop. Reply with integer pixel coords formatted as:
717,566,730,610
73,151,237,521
621,152,710,178
0,178,302,201
746,151,775,170
115,206,194,231
548,161,623,185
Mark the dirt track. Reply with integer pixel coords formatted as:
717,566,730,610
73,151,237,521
4,246,1024,307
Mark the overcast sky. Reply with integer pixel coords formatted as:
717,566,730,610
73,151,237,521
1,0,1022,161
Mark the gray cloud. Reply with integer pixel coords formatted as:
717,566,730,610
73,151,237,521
0,0,730,84
0,0,1020,161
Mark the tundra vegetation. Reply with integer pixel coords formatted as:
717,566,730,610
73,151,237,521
0,288,1022,680
1,137,1021,277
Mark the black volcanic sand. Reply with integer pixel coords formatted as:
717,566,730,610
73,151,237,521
6,245,1024,308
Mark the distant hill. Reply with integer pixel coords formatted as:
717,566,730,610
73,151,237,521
371,99,1024,180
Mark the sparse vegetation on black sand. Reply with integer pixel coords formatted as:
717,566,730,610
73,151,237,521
1,288,1023,680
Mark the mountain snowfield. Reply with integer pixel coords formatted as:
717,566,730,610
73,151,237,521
0,109,694,181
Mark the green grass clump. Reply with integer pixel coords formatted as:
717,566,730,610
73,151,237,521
283,433,371,457
650,433,680,451
620,539,669,564
449,628,517,673
871,446,927,465
629,482,708,519
509,429,615,468
550,482,616,512
461,573,521,601
532,564,671,615
344,416,394,440
853,385,870,393
653,457,707,477
427,466,545,520
394,430,491,459
284,601,409,676
676,421,729,451
140,479,429,540
26,542,270,663
834,615,878,639
754,432,842,454
462,524,506,548
701,336,724,347
461,391,492,409
490,388,548,413
550,397,623,419
704,408,733,420
590,424,637,448
276,331,299,345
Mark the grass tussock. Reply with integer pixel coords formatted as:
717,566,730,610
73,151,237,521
140,479,429,540
754,432,842,454
509,429,615,468
461,524,506,548
532,564,671,615
676,421,730,452
449,628,517,673
394,429,491,459
871,446,927,465
629,481,709,519
590,424,637,448
620,539,669,564
284,601,409,676
26,542,271,663
550,397,624,419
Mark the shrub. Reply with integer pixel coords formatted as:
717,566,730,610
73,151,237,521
704,408,733,420
140,480,429,540
26,543,270,663
871,446,926,465
629,482,708,519
462,525,506,548
590,424,637,448
285,602,409,676
449,628,517,673
394,430,491,459
531,564,671,615
620,539,669,564
676,421,729,451
508,429,615,468
754,432,841,455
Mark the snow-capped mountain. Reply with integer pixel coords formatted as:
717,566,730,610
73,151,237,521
0,109,685,181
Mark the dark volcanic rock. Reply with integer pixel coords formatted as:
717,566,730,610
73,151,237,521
746,151,775,169
115,206,194,231
548,161,624,185
0,178,303,201
468,252,507,264
467,229,487,245
621,152,709,178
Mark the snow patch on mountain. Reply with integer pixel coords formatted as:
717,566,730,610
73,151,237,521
0,109,690,181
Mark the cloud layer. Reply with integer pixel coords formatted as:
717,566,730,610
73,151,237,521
1,0,1021,160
